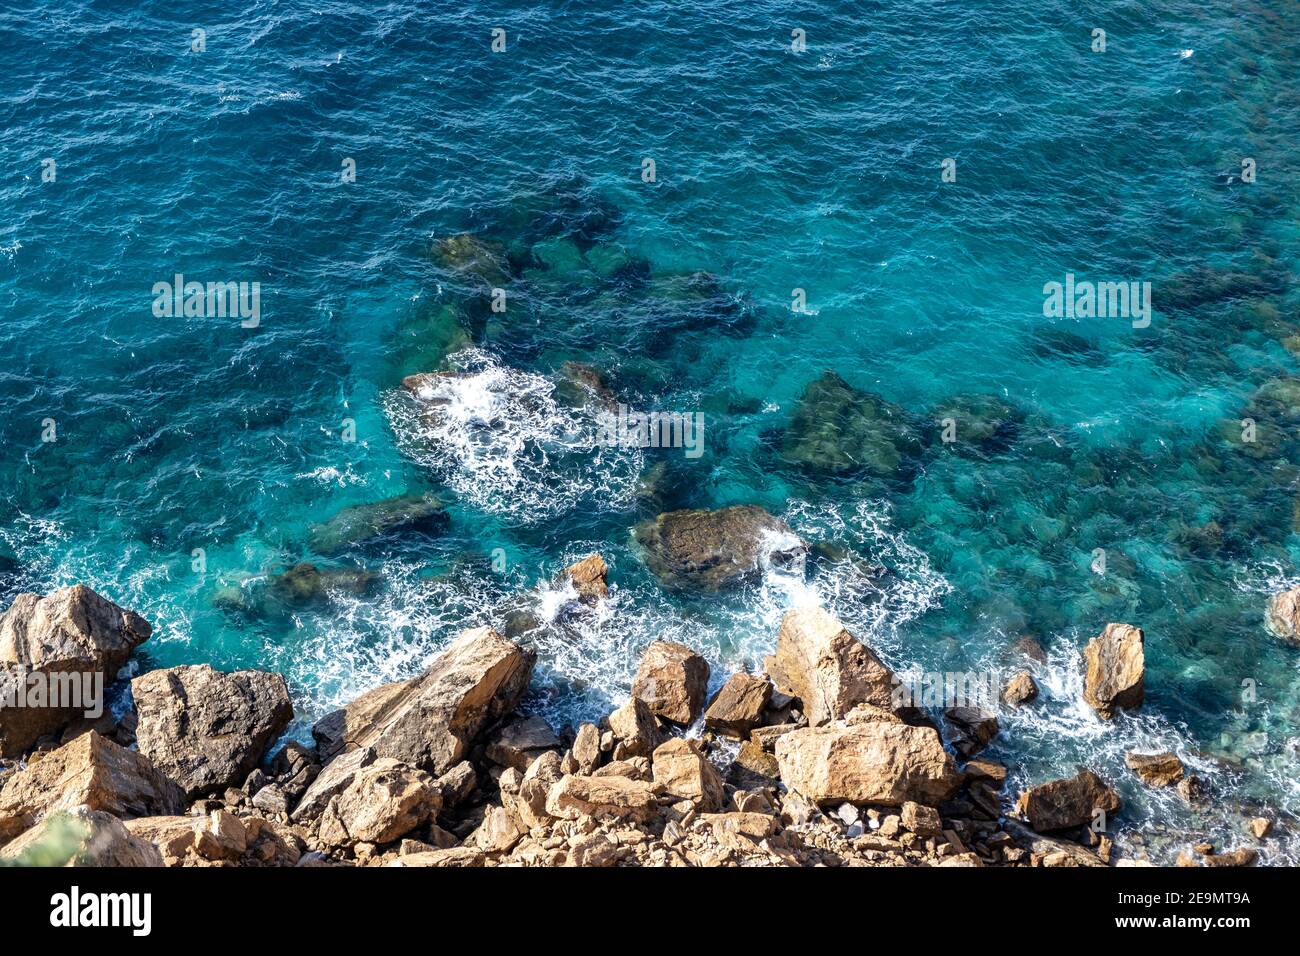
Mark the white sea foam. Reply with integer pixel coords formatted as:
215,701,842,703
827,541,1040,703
384,348,643,522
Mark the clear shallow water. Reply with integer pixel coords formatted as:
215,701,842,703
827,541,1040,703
2,1,1298,863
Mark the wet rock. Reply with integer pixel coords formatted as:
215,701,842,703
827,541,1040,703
764,607,896,726
554,361,618,411
780,371,925,478
132,664,294,799
1124,750,1185,788
1014,769,1121,833
1264,587,1300,646
0,585,151,757
0,806,163,866
944,707,999,758
1001,670,1039,707
1011,634,1049,664
652,738,724,811
1082,623,1145,719
1158,265,1285,311
633,505,807,593
704,673,772,739
307,494,450,556
1177,774,1209,806
1202,847,1258,867
774,718,959,807
431,233,511,288
485,715,561,772
558,553,609,603
0,732,184,845
631,640,710,726
1249,817,1272,839
317,758,441,847
929,393,1023,455
311,627,534,776
265,562,376,608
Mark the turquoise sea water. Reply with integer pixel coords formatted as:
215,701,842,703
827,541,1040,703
2,1,1299,862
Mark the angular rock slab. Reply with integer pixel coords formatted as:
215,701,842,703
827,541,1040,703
631,640,709,725
1082,623,1144,720
1015,769,1121,832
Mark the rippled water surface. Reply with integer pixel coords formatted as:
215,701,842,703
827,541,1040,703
2,1,1299,863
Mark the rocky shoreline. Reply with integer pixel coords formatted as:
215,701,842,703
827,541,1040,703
0,563,1281,868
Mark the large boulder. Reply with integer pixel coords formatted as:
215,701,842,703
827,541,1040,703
764,607,895,725
312,627,534,776
651,738,724,811
0,732,184,845
0,807,163,867
485,715,561,772
291,746,375,823
633,506,807,593
1124,750,1185,788
1014,769,1121,832
631,640,710,725
544,774,658,822
560,554,609,603
308,493,450,556
704,673,772,739
0,586,150,757
607,696,664,759
1082,624,1145,719
317,758,441,847
774,718,959,807
780,371,925,478
131,665,294,798
1264,587,1300,646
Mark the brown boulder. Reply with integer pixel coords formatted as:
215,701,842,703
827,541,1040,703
652,738,724,811
317,758,440,847
763,607,895,725
0,586,151,757
944,707,999,758
1265,587,1300,646
0,806,163,866
608,696,664,758
774,719,959,807
703,673,771,738
132,664,293,798
631,640,709,725
633,506,807,593
544,774,658,822
561,554,609,602
484,715,560,772
1082,623,1144,719
0,732,184,845
1015,769,1121,832
1001,670,1038,707
1124,750,1184,787
312,627,534,776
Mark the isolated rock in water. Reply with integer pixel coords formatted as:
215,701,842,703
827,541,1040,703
607,696,664,759
132,664,293,799
544,774,658,822
704,673,772,739
560,554,609,603
1082,623,1145,719
317,758,441,847
764,607,895,725
1001,670,1039,707
0,585,151,757
311,627,534,776
1124,751,1185,788
0,807,163,867
1015,769,1121,832
265,563,376,607
631,640,710,725
308,494,450,556
485,715,561,772
780,370,925,478
928,393,1023,455
652,738,724,811
633,505,807,593
1264,587,1300,646
774,719,959,807
0,732,184,845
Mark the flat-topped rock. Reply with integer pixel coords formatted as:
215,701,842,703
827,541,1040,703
633,506,806,593
631,640,709,725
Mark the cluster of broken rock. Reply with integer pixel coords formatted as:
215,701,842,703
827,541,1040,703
0,574,1273,868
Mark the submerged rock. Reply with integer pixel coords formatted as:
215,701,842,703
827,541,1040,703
1082,623,1145,719
775,717,959,807
780,371,925,478
631,640,710,726
0,585,151,757
311,627,534,776
929,393,1023,455
764,607,896,726
308,493,450,556
1014,769,1121,832
0,732,184,845
633,505,806,592
431,233,512,288
265,562,376,607
132,665,294,799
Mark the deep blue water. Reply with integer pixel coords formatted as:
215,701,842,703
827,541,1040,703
2,1,1299,863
